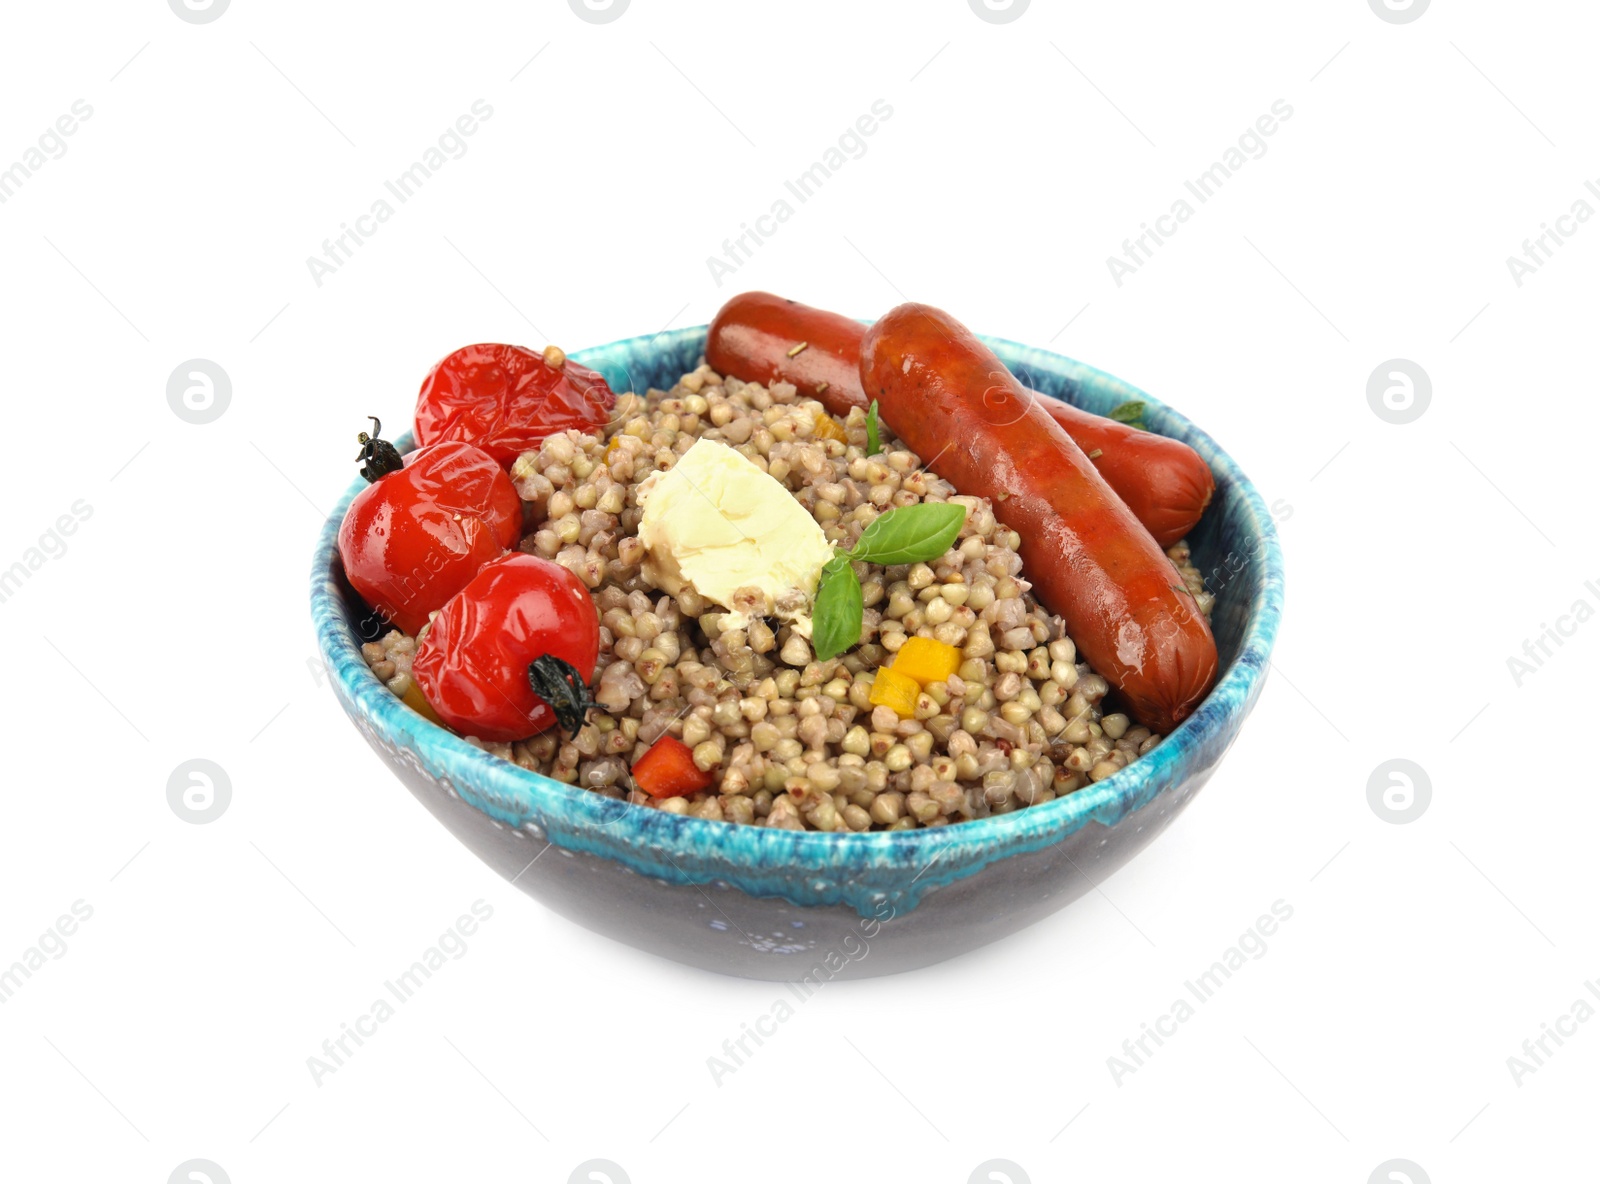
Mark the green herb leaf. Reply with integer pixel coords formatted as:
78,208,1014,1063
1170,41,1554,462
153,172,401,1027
1109,400,1147,429
865,399,881,456
810,553,863,661
848,503,967,566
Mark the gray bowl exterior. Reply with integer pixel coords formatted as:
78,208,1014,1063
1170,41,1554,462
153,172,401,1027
359,722,1221,980
312,326,1283,981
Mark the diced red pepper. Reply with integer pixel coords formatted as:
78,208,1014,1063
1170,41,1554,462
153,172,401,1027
631,735,713,798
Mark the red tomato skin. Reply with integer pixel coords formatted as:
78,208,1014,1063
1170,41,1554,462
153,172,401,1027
630,736,714,798
412,554,601,742
414,343,616,465
338,442,521,637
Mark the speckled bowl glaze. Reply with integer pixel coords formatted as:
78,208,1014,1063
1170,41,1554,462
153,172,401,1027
311,326,1283,980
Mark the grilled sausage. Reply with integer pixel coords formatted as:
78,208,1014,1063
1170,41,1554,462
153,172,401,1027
707,291,864,418
860,303,1218,732
707,290,1213,547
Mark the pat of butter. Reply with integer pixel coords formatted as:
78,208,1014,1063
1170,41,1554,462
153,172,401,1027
636,438,833,631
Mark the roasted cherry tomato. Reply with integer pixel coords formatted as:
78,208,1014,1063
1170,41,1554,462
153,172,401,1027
337,421,521,637
412,554,601,742
630,735,714,798
414,343,616,465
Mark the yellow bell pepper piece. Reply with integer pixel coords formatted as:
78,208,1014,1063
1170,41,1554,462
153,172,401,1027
402,680,446,727
813,413,848,443
868,666,920,718
891,637,961,687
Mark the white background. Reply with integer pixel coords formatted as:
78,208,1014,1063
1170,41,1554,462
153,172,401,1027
1,1,1594,1181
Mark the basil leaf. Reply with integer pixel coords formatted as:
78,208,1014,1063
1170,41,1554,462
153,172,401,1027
1109,400,1147,428
866,399,881,456
810,553,863,661
848,503,967,566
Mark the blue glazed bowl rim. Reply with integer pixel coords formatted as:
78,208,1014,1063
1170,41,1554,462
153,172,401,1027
311,325,1283,883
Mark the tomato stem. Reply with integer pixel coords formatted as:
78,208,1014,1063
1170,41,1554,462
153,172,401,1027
355,416,405,483
527,654,599,738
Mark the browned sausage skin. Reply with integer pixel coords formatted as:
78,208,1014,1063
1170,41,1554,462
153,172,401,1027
706,291,1213,547
860,303,1218,733
1083,411,1213,549
706,292,863,417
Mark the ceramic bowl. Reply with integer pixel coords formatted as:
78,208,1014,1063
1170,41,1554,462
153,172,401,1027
310,326,1283,980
